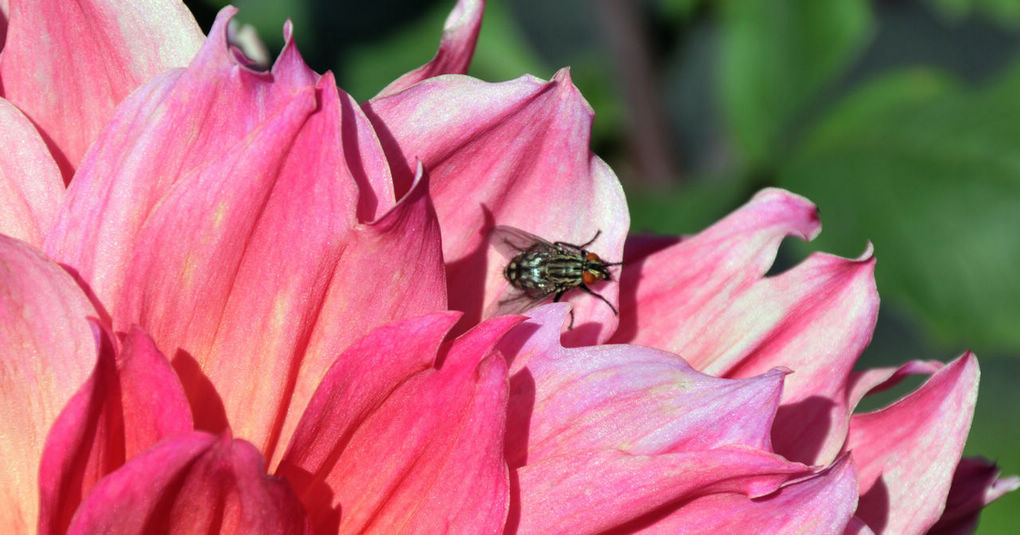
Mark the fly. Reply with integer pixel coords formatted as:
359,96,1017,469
490,225,621,328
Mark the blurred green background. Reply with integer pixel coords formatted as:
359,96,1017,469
187,0,1019,531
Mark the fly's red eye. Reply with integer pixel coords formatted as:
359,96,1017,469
582,271,597,285
585,252,600,261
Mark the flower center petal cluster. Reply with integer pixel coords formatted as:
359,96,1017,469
0,1,1014,535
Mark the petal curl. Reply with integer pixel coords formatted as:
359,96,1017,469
626,454,859,534
376,0,485,97
0,98,64,245
613,189,877,465
500,304,786,467
0,235,96,533
511,446,810,535
928,458,1020,534
0,0,203,180
365,71,629,340
287,316,519,534
847,353,978,534
66,432,310,535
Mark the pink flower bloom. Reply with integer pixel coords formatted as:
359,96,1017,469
0,1,1014,534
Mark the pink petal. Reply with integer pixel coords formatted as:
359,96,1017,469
0,235,97,533
271,166,448,467
846,359,944,411
0,98,64,246
928,458,1020,535
500,304,786,467
364,70,629,340
277,311,460,489
117,326,193,459
45,8,364,311
37,324,192,535
511,446,811,535
376,0,485,98
0,0,203,180
612,189,877,466
66,432,310,535
293,316,520,534
626,454,859,534
847,353,979,534
845,517,878,535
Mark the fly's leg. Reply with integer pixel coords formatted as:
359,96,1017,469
578,284,618,316
555,230,601,251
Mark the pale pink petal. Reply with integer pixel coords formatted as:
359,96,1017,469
37,323,192,535
500,304,786,467
66,432,310,535
612,189,877,465
271,166,447,467
299,316,520,534
0,235,97,533
365,71,629,340
376,0,485,97
845,517,878,535
0,98,64,246
511,446,811,535
847,353,979,534
612,188,820,355
628,454,859,535
928,458,1020,535
846,360,943,411
0,0,203,180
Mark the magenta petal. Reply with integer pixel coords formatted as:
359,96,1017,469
0,0,203,179
512,446,810,535
117,326,192,459
627,454,859,534
365,71,629,338
847,353,979,534
928,458,1020,535
501,305,786,467
0,236,97,533
66,432,310,535
0,98,64,246
377,0,484,98
277,312,460,488
297,316,520,534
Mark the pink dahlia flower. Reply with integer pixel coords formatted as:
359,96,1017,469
0,1,1014,534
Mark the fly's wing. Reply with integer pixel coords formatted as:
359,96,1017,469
489,225,553,258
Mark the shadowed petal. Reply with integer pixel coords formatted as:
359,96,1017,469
66,432,310,535
377,0,485,98
500,305,786,467
0,98,64,246
928,458,1020,535
848,353,979,534
612,189,877,465
511,446,811,535
293,316,519,534
0,0,203,180
625,454,859,534
0,236,96,533
365,71,629,340
37,324,192,535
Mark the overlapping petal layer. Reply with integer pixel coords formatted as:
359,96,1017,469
65,432,309,535
0,0,204,180
365,71,629,340
0,235,97,533
613,189,878,465
0,99,64,245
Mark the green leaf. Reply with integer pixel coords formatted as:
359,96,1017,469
720,0,872,168
925,0,1020,27
779,67,1020,353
